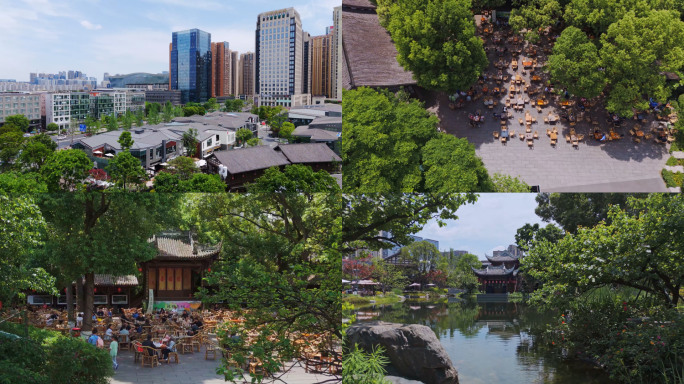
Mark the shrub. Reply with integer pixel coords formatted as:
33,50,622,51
666,157,679,166
342,344,391,384
662,170,684,188
0,338,48,384
45,337,113,384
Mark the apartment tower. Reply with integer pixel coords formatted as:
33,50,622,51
239,52,255,97
170,28,212,103
255,8,310,107
331,6,342,100
311,32,333,97
211,42,233,98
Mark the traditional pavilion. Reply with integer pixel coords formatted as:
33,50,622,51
139,231,221,311
471,246,522,293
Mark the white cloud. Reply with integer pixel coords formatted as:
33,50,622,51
80,20,102,30
141,0,226,11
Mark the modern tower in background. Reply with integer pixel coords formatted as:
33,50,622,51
255,8,311,107
211,41,234,98
331,6,342,100
170,28,212,104
311,31,333,98
239,52,255,97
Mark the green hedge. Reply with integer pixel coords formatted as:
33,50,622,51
0,324,112,384
662,169,684,188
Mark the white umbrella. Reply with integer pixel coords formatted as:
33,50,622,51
408,283,421,287
342,279,350,284
104,153,114,157
93,150,103,154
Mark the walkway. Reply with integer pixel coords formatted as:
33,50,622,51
110,343,335,384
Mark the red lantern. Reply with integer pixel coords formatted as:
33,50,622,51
138,267,142,272
93,287,97,293
64,287,67,292
207,268,211,272
117,287,121,292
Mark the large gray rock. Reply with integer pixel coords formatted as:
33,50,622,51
347,321,459,384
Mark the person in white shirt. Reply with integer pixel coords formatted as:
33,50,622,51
104,324,114,341
76,313,84,327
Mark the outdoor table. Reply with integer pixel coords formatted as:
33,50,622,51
609,131,621,140
548,115,558,123
531,75,541,82
525,133,534,140
525,113,532,123
550,132,558,140
635,130,645,137
517,98,524,106
594,131,604,140
522,60,533,67
501,129,509,138
537,99,546,106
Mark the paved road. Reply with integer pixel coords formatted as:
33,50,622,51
110,342,335,384
51,133,87,149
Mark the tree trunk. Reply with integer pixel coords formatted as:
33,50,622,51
83,272,95,332
76,276,85,314
66,284,74,323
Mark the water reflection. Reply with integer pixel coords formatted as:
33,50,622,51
354,300,614,384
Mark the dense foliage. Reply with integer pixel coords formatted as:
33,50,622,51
377,0,488,92
343,88,492,193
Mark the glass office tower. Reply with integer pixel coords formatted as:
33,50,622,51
170,28,212,104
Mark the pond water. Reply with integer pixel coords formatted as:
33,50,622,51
354,299,615,384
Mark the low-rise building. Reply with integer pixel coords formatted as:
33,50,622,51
207,143,341,190
145,90,182,106
0,92,43,129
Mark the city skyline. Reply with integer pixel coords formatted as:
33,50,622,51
414,194,549,259
1,0,339,82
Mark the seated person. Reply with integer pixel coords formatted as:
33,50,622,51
161,337,176,361
104,324,114,341
141,335,156,356
119,325,130,339
96,308,105,317
132,311,139,320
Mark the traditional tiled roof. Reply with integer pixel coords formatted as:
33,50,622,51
276,143,341,164
211,146,290,174
471,265,518,277
94,274,138,286
154,236,221,260
342,0,416,89
485,251,520,263
292,125,341,142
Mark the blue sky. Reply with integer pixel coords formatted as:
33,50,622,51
415,194,549,260
0,0,340,82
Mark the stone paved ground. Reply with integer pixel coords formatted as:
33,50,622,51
110,344,335,384
415,21,671,192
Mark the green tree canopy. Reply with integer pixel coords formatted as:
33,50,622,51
343,87,491,193
166,156,199,180
46,122,59,132
279,121,295,142
0,195,57,304
235,128,253,146
246,137,262,147
0,172,48,195
0,126,25,165
117,131,134,151
523,194,684,308
224,99,244,112
399,240,442,274
377,0,488,92
106,151,146,190
534,193,638,233
181,128,199,157
514,222,564,253
40,149,91,192
599,10,684,117
547,27,607,99
509,0,563,42
182,173,225,192
4,114,30,132
18,140,53,171
491,173,531,192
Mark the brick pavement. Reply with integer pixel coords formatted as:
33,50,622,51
415,23,670,192
109,343,335,384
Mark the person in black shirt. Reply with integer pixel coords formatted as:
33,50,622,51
141,334,156,356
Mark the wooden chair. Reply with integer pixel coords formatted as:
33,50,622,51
527,140,534,148
179,339,193,354
493,131,500,139
532,117,537,123
633,137,641,143
550,139,557,146
500,136,507,144
167,350,180,364
565,135,571,143
509,130,516,138
533,131,539,139
119,334,131,351
518,118,524,125
519,133,525,141
536,105,542,113
546,129,551,136
133,342,144,363
205,342,218,360
141,346,159,368
190,335,201,352
544,117,549,124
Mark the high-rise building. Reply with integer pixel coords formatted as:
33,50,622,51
211,42,233,98
302,32,312,95
239,52,255,97
331,6,342,100
170,28,212,104
255,8,311,107
230,51,239,96
311,33,333,97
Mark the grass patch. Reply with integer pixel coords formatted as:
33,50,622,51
343,293,402,306
662,169,684,188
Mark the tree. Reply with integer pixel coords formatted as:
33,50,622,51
235,128,253,146
105,115,118,132
523,194,684,308
135,109,144,127
267,110,288,135
421,134,494,193
117,131,134,151
377,0,488,92
40,149,91,192
0,195,57,305
249,164,340,193
182,173,225,192
106,151,146,191
246,137,262,147
0,126,25,165
166,156,198,180
514,223,564,253
509,0,563,42
147,103,161,125
547,27,606,99
182,103,207,117
224,99,244,112
4,114,30,132
279,121,295,142
371,257,408,294
203,98,219,112
399,240,442,274
181,128,199,157
453,253,481,293
121,111,134,130
37,194,176,331
343,87,492,193
599,10,684,117
563,0,677,37
491,173,531,192
46,122,59,132
0,172,48,195
534,193,638,233
18,141,52,171
152,172,183,192
162,101,174,123
471,0,506,12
